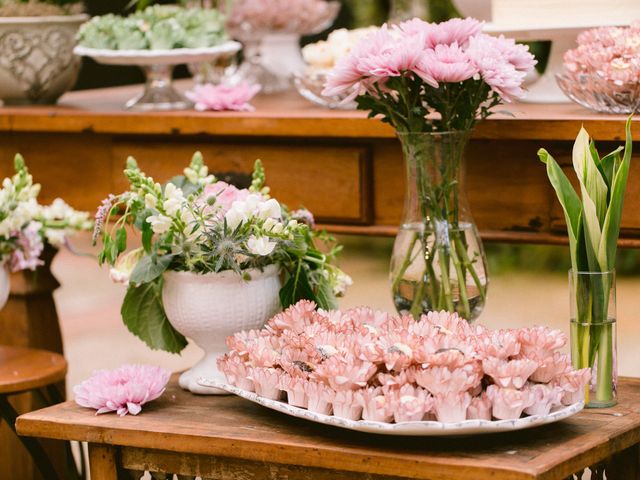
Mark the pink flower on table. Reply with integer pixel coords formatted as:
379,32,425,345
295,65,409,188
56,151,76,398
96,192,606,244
355,387,394,422
518,326,567,358
74,364,170,416
185,83,261,112
433,391,472,423
419,43,478,84
528,352,571,384
467,393,492,421
332,390,363,421
486,385,536,420
523,383,564,416
482,357,538,389
553,368,592,405
217,352,254,392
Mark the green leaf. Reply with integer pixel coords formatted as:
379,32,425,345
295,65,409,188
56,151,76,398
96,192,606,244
315,279,338,311
116,227,127,254
129,253,175,285
121,278,187,353
599,146,623,190
598,117,633,271
538,148,583,273
141,218,153,254
279,265,316,308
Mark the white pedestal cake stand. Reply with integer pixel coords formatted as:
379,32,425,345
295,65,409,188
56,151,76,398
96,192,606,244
74,42,241,111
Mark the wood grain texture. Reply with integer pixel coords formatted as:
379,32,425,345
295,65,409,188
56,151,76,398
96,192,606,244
16,376,640,480
0,83,637,142
88,444,118,480
0,346,66,394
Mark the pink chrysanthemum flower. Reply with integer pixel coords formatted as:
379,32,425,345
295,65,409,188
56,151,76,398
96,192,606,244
74,364,170,416
486,385,536,420
482,357,538,389
185,83,261,112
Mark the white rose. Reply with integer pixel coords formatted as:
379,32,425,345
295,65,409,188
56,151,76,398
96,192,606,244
257,198,281,220
146,214,172,234
247,235,276,256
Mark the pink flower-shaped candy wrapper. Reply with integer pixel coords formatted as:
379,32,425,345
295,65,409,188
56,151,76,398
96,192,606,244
356,387,394,423
554,368,592,405
433,391,472,423
386,385,433,423
74,364,170,417
415,364,481,396
218,352,254,392
186,83,261,112
332,390,363,421
486,385,536,420
528,351,572,384
523,383,564,416
304,381,335,415
482,357,538,389
280,374,308,408
467,393,492,421
518,326,567,358
248,367,283,400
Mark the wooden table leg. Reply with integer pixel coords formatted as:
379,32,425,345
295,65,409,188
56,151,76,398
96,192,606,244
88,444,118,480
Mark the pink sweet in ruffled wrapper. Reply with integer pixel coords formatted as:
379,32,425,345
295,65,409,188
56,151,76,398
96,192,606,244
482,357,538,389
280,374,308,408
473,329,521,360
185,83,261,112
433,391,472,423
332,390,363,420
523,383,564,416
518,326,567,358
218,353,254,392
528,351,572,384
74,364,170,417
248,367,282,400
356,387,394,422
312,355,377,391
386,385,433,423
415,364,480,396
304,381,335,415
467,393,492,421
554,368,592,405
486,385,536,420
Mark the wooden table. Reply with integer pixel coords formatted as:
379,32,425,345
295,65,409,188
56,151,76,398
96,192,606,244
1,84,640,246
16,376,640,480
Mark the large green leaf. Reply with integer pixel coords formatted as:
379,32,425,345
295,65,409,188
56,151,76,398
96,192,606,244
129,253,175,285
121,278,187,353
279,264,317,308
315,278,338,311
598,117,633,271
599,146,624,190
538,148,583,272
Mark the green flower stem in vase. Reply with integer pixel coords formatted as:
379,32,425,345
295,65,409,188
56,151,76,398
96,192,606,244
390,131,488,320
570,270,617,407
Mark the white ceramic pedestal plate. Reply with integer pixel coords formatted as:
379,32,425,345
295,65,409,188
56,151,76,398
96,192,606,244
74,42,241,111
162,265,281,395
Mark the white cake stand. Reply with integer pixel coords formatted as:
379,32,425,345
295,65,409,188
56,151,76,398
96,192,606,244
75,42,241,111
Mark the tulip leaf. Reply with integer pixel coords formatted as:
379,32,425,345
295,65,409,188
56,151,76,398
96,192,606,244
538,148,583,273
598,117,633,271
121,277,187,354
599,146,624,191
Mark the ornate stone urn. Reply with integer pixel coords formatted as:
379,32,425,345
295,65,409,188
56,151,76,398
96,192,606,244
0,14,87,105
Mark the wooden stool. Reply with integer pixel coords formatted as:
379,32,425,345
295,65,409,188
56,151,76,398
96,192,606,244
0,346,69,480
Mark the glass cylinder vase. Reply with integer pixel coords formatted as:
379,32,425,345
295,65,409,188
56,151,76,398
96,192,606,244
570,270,617,408
390,131,488,321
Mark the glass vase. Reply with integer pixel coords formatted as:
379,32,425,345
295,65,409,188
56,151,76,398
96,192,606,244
390,131,488,321
570,270,617,408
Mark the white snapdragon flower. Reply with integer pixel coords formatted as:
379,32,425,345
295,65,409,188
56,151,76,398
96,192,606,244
257,198,281,220
162,183,185,216
263,217,284,235
144,193,157,209
247,235,276,256
333,270,353,296
224,194,262,230
146,214,172,234
44,228,67,248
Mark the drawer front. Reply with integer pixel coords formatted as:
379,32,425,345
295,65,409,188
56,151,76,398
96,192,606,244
111,140,372,225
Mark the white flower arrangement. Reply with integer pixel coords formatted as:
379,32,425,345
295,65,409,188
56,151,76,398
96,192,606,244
0,155,93,272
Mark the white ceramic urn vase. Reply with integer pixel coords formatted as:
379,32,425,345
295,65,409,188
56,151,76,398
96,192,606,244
0,14,87,105
162,265,281,395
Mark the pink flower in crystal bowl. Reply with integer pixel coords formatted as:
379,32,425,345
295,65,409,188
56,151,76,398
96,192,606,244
185,83,261,112
217,301,589,424
74,365,170,416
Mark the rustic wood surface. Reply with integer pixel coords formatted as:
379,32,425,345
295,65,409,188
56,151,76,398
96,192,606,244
0,346,66,395
1,86,640,245
16,376,640,480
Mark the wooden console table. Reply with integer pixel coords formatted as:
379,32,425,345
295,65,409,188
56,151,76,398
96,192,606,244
16,376,640,480
1,84,640,245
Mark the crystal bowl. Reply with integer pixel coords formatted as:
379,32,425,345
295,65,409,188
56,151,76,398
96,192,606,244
556,72,640,114
293,68,356,110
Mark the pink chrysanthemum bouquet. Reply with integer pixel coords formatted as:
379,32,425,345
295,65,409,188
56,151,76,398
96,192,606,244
322,18,536,321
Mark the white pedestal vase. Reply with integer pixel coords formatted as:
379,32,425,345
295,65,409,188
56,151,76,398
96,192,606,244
0,261,10,310
162,265,281,395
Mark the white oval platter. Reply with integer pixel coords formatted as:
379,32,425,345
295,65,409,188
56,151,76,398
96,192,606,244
198,378,584,436
74,41,241,66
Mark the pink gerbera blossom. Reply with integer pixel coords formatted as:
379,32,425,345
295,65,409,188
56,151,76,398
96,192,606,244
74,364,170,416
